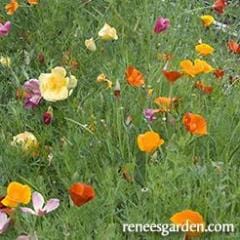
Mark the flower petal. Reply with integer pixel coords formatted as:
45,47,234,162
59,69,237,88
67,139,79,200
32,192,45,213
20,207,37,215
0,212,10,233
43,199,60,213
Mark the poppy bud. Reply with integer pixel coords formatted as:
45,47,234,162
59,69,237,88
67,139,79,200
114,80,121,97
37,52,45,64
43,107,53,125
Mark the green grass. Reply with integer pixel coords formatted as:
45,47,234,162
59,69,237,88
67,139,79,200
0,0,240,239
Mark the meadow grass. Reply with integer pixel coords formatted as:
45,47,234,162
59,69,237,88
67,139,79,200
0,0,240,239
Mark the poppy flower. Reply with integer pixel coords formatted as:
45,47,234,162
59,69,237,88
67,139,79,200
85,38,97,52
0,212,11,234
170,209,205,237
213,69,224,79
69,183,95,207
200,15,215,27
5,0,19,15
23,79,42,109
143,109,159,122
0,56,11,67
0,21,11,37
162,70,183,84
96,73,112,88
195,43,214,56
154,97,178,112
1,182,31,208
180,59,214,77
137,131,164,153
11,131,39,154
125,66,145,87
21,192,60,216
227,40,240,54
195,81,213,94
183,112,207,136
27,0,39,5
39,67,78,102
0,197,13,215
153,17,170,33
212,0,227,14
98,23,118,41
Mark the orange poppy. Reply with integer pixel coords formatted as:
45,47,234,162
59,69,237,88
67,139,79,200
194,81,213,94
69,183,95,207
154,97,178,112
183,112,207,136
1,182,31,208
137,131,164,153
180,59,214,77
213,69,224,79
162,70,183,84
125,66,145,87
170,209,205,237
5,0,19,15
27,0,39,5
212,0,227,14
227,40,240,54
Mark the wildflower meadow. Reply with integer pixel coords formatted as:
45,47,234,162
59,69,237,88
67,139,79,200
0,0,240,239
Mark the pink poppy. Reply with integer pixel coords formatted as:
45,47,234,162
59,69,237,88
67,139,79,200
20,192,60,216
143,109,158,122
154,17,170,33
0,21,11,37
23,79,42,109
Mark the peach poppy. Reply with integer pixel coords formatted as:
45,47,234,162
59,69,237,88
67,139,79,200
212,0,227,14
154,97,178,112
5,0,19,15
125,66,145,87
227,40,240,54
213,68,224,79
162,70,183,84
137,131,164,153
194,81,213,94
170,209,205,237
1,182,31,208
69,183,95,207
183,112,207,136
27,0,39,4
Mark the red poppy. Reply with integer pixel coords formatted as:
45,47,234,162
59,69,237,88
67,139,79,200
213,69,224,79
195,81,213,94
162,70,183,84
69,183,95,207
212,0,228,14
227,40,240,54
